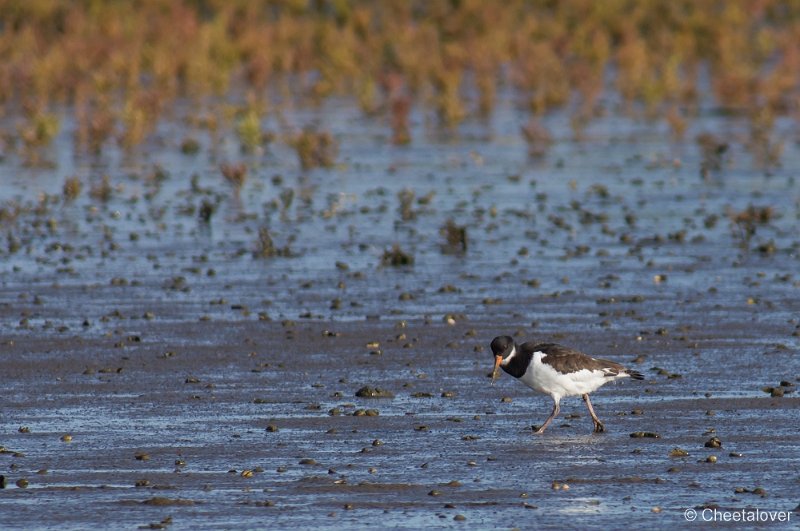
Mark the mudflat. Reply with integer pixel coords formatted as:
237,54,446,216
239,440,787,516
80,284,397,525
2,89,800,528
1,312,798,528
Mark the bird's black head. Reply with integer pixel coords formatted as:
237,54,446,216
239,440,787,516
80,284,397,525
489,335,515,384
490,335,515,359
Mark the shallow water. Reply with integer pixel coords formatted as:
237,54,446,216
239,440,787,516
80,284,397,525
1,90,799,529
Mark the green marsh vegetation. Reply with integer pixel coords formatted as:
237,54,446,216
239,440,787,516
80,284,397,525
1,0,799,165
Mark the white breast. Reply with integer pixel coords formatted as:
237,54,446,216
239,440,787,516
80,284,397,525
518,351,617,400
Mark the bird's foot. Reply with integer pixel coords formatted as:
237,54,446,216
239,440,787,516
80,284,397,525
592,422,605,434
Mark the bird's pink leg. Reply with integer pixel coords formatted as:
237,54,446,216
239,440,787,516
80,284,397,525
533,399,560,434
582,393,605,433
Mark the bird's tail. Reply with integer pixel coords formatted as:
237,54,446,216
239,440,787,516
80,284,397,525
626,369,644,380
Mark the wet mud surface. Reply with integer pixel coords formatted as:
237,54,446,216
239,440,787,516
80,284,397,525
1,318,799,529
2,96,800,528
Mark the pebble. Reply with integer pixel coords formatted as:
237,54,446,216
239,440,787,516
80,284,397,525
355,386,394,399
630,431,661,438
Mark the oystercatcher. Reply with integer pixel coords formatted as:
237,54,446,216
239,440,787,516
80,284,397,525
490,336,643,434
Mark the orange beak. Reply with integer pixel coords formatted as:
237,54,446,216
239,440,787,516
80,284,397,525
491,355,502,385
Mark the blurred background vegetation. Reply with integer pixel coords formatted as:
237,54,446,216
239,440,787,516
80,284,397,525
1,0,799,154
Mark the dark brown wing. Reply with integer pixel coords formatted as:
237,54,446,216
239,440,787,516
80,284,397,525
525,342,628,377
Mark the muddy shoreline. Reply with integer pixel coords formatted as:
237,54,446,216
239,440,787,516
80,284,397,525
2,87,800,528
1,309,798,529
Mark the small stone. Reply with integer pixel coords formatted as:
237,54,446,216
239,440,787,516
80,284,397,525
630,431,661,438
355,386,394,399
704,436,722,448
669,448,689,457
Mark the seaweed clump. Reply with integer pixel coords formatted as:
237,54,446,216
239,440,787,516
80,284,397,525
381,245,414,267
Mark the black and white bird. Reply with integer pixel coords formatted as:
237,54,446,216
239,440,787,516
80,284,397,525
490,336,643,434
